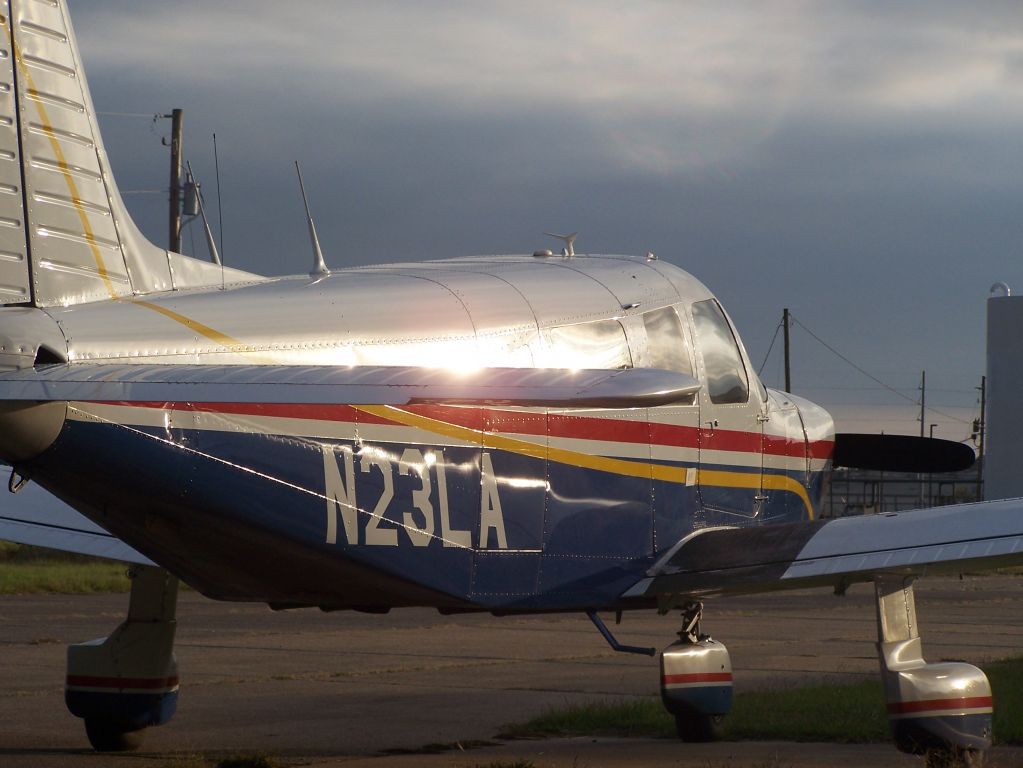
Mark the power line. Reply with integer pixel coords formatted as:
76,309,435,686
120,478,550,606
790,314,971,425
757,318,783,376
97,111,159,118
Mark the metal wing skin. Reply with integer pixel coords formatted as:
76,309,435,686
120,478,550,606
0,363,701,409
0,484,152,565
624,500,1023,603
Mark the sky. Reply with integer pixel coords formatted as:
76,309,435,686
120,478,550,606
65,0,1023,441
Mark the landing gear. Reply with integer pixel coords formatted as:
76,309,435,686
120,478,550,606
659,601,732,742
874,577,992,766
673,711,726,743
83,718,147,752
65,566,180,752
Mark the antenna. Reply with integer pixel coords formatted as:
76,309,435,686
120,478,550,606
544,231,577,257
213,132,225,263
185,161,221,266
295,161,329,277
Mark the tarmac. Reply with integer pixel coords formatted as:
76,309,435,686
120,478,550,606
0,574,1021,767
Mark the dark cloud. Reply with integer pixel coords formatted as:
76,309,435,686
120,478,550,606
68,0,1022,431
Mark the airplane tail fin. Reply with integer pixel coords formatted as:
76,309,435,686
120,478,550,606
0,0,254,308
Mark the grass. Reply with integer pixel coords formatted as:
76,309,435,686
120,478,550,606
0,542,131,594
503,656,1023,745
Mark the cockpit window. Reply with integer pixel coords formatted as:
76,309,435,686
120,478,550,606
692,299,749,404
543,318,632,369
641,306,693,375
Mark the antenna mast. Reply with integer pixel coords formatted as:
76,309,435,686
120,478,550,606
185,161,221,266
544,231,577,257
295,162,329,277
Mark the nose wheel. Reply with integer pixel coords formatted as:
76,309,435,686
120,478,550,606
659,601,733,742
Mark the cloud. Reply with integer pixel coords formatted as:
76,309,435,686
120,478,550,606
64,0,1023,414
72,0,1023,184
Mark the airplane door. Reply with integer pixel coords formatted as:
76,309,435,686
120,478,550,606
627,307,701,551
689,299,765,525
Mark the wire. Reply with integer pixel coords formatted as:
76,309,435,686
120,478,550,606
97,111,159,118
790,314,971,425
757,318,783,376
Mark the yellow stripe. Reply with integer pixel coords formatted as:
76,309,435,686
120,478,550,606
698,469,814,520
128,299,248,350
358,405,814,518
11,31,119,300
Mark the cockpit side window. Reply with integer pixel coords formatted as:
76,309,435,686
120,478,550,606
542,318,632,369
641,306,693,375
692,299,749,404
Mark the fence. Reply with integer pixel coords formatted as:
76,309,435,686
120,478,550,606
822,466,983,518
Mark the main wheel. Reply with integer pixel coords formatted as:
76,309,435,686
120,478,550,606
674,712,726,742
84,719,147,752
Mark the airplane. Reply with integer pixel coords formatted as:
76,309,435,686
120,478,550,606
0,1,1019,765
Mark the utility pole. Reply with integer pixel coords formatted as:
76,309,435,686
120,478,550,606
977,375,986,500
782,308,791,393
918,370,926,507
164,108,184,253
919,370,926,439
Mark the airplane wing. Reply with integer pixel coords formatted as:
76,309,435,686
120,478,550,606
624,499,1023,601
0,484,152,565
0,363,699,409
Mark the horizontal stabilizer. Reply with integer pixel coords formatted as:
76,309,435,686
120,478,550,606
624,498,1023,599
0,363,701,408
833,433,976,473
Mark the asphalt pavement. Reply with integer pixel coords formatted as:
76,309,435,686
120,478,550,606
1,574,1021,767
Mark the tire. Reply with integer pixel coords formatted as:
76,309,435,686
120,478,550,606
84,719,146,752
674,712,726,742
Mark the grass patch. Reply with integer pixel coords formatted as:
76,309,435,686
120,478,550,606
0,560,131,594
502,698,671,740
503,656,1023,745
0,543,134,594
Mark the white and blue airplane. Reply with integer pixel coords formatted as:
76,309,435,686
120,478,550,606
0,2,1018,765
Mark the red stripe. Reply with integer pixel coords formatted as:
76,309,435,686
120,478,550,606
550,412,652,443
406,404,484,431
888,696,992,715
662,672,733,685
90,401,833,460
66,674,179,691
764,434,834,460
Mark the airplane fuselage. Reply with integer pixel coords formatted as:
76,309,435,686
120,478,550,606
8,255,834,612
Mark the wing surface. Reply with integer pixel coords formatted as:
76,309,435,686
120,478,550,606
0,484,152,565
624,499,1023,600
0,364,699,408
